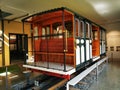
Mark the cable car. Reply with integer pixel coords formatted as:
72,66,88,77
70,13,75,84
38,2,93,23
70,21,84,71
22,7,106,79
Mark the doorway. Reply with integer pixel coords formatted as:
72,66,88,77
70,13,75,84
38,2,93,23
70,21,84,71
9,33,28,64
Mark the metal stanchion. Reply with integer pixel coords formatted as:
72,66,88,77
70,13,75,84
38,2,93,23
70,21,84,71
6,66,8,90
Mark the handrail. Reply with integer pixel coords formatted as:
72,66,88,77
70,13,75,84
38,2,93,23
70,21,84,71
35,52,74,56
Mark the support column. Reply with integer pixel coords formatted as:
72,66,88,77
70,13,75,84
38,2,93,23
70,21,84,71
0,10,5,66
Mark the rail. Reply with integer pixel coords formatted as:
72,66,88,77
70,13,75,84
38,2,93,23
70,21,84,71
66,56,108,90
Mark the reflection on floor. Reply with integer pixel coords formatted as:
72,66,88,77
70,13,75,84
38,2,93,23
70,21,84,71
0,63,40,90
88,62,120,90
1,62,120,90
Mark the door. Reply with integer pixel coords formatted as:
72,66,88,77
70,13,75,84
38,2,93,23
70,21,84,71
9,33,28,63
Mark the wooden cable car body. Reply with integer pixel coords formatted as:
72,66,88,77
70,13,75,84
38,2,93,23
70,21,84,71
22,7,106,79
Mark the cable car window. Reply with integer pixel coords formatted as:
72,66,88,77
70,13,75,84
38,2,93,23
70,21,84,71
65,21,73,38
80,21,84,38
52,22,62,38
42,25,50,39
75,19,79,37
92,30,98,40
102,30,105,40
46,26,50,39
46,26,50,35
34,26,38,40
86,22,90,38
100,29,102,40
75,19,86,38
89,24,92,39
57,25,63,38
42,27,46,39
52,22,62,34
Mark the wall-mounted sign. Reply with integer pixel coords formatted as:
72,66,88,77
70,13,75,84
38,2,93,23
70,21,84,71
106,47,108,51
116,46,120,51
110,46,114,51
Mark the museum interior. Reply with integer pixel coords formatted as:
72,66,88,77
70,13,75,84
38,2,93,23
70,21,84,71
0,0,120,90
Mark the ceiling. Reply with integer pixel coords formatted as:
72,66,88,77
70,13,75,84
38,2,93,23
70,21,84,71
0,0,120,30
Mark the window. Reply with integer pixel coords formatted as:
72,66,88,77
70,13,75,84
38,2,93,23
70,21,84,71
42,25,50,39
86,22,91,38
34,26,38,40
102,30,105,40
65,21,73,38
53,22,62,33
52,22,62,38
75,19,85,37
92,30,98,40
46,26,50,35
80,21,84,38
75,20,79,36
52,21,73,38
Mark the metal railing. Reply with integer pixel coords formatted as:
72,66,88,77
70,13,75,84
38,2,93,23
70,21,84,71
26,31,71,72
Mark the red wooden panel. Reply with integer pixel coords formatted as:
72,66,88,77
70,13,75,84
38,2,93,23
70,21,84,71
34,38,74,64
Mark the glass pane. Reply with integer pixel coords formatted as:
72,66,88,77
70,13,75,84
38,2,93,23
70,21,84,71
102,30,105,40
92,30,98,40
46,26,50,39
75,20,78,36
65,21,73,38
80,21,84,38
46,26,50,35
86,23,90,38
52,22,62,38
34,26,38,40
42,28,45,39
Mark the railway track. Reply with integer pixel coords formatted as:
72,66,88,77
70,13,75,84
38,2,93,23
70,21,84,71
11,57,107,90
11,74,68,90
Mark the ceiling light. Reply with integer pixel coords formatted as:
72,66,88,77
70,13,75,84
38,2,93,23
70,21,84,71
95,3,106,10
94,3,109,14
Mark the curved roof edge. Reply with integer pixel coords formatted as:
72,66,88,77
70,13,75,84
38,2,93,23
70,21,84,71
22,7,106,30
22,7,66,22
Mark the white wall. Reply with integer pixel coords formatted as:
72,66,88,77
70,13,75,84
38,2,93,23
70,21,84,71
106,23,120,61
